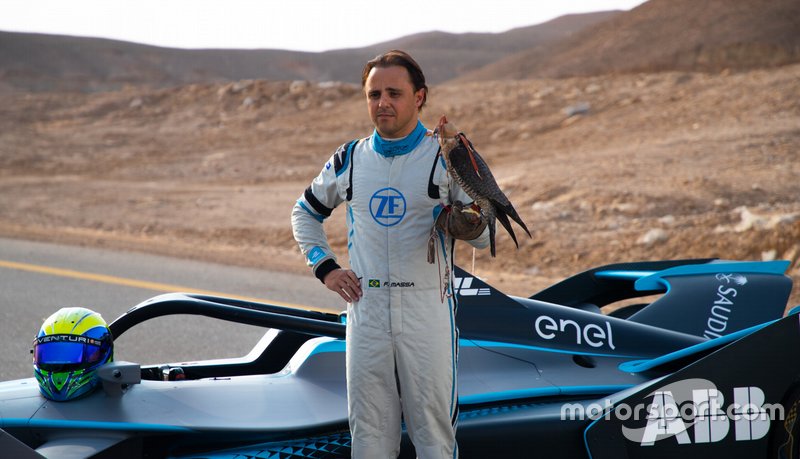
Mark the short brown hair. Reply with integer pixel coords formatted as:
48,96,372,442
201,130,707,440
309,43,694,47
361,49,428,111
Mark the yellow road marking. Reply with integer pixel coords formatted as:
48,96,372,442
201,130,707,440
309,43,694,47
0,259,330,312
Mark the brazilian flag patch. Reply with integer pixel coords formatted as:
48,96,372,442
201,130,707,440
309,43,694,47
368,279,380,288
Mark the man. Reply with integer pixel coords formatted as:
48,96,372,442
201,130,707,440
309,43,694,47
291,50,488,458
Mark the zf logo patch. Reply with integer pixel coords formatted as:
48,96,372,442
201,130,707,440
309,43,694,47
368,279,380,288
370,187,406,227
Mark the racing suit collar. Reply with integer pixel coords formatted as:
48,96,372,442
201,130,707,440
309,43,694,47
371,120,427,158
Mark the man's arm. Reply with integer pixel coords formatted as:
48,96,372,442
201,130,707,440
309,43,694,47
291,143,362,302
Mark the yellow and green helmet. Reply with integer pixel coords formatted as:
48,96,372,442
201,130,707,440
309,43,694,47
33,307,113,401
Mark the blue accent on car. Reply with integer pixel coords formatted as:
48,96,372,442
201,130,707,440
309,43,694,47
459,401,541,420
594,270,657,281
1,418,193,432
459,384,633,406
583,415,603,459
465,339,639,359
298,201,324,223
303,338,641,360
634,260,790,291
307,340,346,357
301,338,636,406
617,319,776,373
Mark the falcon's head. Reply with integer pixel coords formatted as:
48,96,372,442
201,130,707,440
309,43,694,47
434,115,459,155
434,115,482,178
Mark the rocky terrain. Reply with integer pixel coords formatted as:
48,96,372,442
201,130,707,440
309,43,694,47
1,63,798,309
1,0,798,309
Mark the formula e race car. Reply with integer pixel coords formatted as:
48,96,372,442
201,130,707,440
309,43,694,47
1,258,799,458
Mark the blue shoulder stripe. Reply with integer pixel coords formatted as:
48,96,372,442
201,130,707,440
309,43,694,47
298,200,324,223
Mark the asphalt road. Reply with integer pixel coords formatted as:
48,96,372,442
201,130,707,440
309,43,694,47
0,237,343,381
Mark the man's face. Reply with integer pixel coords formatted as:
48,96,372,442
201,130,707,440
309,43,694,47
364,65,424,139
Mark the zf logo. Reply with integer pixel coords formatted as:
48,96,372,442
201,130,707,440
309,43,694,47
370,187,406,227
453,277,490,296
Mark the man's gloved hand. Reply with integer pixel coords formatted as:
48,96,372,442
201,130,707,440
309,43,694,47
436,200,487,240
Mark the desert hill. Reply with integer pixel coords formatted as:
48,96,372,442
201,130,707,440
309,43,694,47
461,0,800,80
5,0,797,94
0,11,616,93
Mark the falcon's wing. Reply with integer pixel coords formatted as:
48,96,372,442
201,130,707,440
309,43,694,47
448,141,510,206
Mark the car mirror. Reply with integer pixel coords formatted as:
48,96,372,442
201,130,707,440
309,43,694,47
97,361,141,397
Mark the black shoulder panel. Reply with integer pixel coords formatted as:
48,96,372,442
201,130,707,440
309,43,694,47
332,141,353,175
427,148,441,200
345,140,357,201
304,187,332,218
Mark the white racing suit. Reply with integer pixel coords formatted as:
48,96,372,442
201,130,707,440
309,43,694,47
291,127,489,458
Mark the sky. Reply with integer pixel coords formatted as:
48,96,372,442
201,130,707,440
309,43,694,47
1,0,648,53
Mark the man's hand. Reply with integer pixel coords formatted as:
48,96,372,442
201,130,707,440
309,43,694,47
323,268,363,303
436,201,487,240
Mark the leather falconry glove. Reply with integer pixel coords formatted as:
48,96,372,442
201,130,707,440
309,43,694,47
436,200,487,241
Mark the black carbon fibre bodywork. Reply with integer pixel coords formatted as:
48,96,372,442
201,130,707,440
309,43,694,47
0,258,797,458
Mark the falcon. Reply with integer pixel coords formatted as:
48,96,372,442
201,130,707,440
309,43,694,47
434,115,531,257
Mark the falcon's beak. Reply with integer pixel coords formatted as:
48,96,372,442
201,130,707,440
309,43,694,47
434,115,448,139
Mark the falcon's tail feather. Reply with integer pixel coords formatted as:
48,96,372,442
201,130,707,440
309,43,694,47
492,199,532,240
495,211,519,250
510,209,532,239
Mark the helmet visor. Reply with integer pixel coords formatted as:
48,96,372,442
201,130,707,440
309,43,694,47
33,335,109,372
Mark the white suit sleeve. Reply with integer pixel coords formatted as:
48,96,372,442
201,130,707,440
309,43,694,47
291,145,351,282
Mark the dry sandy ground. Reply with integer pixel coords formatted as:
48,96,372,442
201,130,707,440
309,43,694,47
1,65,799,309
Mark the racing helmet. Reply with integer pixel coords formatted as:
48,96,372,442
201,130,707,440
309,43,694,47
33,307,113,401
